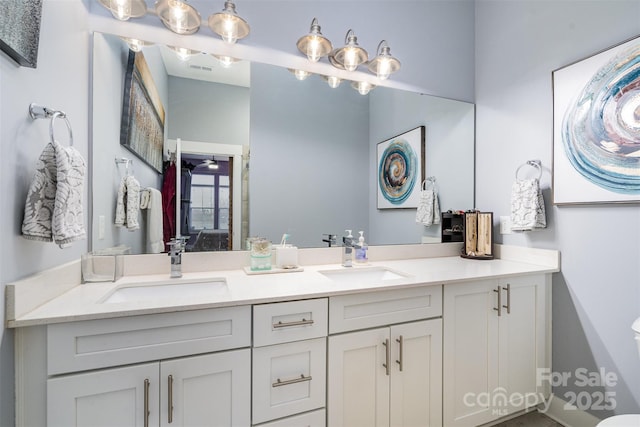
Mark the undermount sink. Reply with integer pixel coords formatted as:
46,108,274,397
100,278,228,304
319,266,411,285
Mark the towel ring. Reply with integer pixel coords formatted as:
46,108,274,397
515,160,542,181
50,111,74,146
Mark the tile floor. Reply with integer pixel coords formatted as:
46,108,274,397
493,411,565,427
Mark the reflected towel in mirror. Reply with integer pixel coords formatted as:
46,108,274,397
115,175,140,230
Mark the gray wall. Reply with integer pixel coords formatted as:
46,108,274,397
369,89,475,245
92,33,164,255
475,0,640,417
167,76,250,145
249,62,369,247
0,1,473,425
0,1,90,424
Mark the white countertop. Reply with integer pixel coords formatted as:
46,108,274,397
6,245,560,328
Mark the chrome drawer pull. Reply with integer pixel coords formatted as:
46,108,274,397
493,286,502,316
272,374,313,388
396,335,404,372
272,318,314,329
503,284,511,314
382,339,390,376
168,374,174,423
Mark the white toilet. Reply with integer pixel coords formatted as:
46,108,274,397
596,317,640,426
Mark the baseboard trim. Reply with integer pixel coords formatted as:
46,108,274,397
542,395,602,427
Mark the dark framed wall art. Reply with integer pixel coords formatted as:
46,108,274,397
120,50,166,173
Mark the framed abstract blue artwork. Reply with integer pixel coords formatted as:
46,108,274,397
553,35,640,204
377,126,425,209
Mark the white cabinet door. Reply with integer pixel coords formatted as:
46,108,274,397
47,362,159,427
443,275,549,427
160,349,251,427
328,328,390,427
390,319,443,427
443,280,500,427
498,275,548,414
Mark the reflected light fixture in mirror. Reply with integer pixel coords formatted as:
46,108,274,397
351,80,375,95
289,68,312,81
98,0,147,21
368,40,401,80
208,0,250,44
296,18,333,63
155,0,201,35
212,54,240,68
322,75,342,88
332,29,368,72
120,37,152,52
170,45,200,61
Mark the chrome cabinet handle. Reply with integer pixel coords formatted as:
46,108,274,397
272,374,312,387
144,379,150,427
493,286,502,316
395,335,404,372
168,374,174,424
503,284,511,314
272,318,314,329
382,338,390,376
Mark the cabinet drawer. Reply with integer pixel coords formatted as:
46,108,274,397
329,285,442,333
252,338,326,424
253,299,328,347
48,306,251,375
254,409,325,427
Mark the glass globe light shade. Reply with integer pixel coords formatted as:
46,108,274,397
155,0,201,35
208,1,250,44
99,0,147,21
296,18,333,63
333,30,368,72
368,40,401,80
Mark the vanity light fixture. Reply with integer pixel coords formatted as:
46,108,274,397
296,18,333,63
351,80,375,95
208,1,250,44
288,69,312,81
367,40,401,80
155,0,201,35
98,0,147,21
322,75,342,88
169,46,200,61
332,29,368,72
120,37,152,52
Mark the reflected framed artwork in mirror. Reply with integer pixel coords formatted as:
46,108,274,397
377,126,425,209
120,50,165,173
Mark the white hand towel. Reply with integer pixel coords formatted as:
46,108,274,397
141,188,164,254
22,141,86,248
510,179,546,231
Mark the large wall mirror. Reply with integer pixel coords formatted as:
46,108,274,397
91,32,475,255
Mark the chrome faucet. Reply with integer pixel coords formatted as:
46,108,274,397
168,238,186,278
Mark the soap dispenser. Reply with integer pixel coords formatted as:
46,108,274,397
355,231,368,264
342,229,354,267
